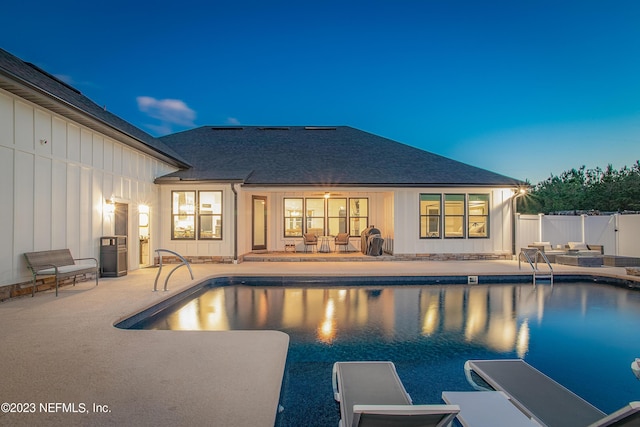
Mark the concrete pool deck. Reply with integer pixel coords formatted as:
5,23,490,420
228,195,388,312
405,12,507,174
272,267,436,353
1,259,639,426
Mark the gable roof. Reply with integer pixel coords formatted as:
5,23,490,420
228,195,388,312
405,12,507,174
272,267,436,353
158,126,524,187
0,48,190,168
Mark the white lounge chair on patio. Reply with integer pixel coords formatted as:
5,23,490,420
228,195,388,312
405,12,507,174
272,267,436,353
464,359,640,427
332,361,459,427
441,391,540,426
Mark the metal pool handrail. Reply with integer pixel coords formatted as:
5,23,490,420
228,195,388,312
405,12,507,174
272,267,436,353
153,249,194,292
518,248,553,286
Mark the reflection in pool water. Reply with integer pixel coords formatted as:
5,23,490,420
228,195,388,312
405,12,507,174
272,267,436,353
145,285,535,353
138,282,640,426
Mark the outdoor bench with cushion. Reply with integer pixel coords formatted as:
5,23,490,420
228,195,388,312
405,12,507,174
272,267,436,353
24,249,98,297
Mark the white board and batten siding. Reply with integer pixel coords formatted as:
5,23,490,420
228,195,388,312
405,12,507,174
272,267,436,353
157,184,236,259
0,89,178,285
392,188,514,256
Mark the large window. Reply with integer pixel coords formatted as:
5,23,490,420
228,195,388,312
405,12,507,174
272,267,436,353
419,193,490,239
283,197,369,237
172,190,222,240
468,194,489,238
284,198,303,237
420,194,441,238
198,191,222,239
327,198,347,236
306,198,325,236
349,198,368,237
172,191,196,239
444,194,465,238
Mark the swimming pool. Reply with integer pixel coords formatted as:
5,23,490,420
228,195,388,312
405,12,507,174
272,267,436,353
121,278,640,426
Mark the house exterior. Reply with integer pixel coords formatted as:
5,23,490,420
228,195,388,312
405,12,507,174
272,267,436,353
0,48,524,295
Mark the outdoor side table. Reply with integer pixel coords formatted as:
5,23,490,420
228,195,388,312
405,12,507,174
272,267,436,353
556,255,603,267
319,236,331,253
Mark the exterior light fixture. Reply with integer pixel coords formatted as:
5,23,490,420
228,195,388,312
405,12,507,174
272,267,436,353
324,192,330,199
139,204,150,227
104,198,115,214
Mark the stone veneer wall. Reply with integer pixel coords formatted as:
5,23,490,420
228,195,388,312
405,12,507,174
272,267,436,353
0,273,96,301
155,255,237,265
394,253,512,261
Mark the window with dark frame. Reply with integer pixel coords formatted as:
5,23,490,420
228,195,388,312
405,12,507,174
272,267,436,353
171,190,223,240
327,198,347,236
420,194,441,238
444,194,465,238
419,193,491,239
282,197,369,238
172,191,196,240
305,198,325,236
284,198,303,237
349,198,368,237
468,194,489,238
198,191,222,240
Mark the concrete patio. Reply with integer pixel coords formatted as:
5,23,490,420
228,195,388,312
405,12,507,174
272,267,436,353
1,259,638,426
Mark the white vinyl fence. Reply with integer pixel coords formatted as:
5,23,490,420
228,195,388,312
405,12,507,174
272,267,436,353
515,214,640,257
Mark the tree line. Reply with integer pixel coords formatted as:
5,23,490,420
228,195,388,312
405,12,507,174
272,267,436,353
517,161,640,214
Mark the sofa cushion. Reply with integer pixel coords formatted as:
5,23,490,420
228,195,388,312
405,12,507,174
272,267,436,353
533,241,552,251
568,242,589,250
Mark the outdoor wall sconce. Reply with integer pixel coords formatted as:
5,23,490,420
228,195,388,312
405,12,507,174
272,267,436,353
104,198,115,214
139,204,149,227
324,192,330,199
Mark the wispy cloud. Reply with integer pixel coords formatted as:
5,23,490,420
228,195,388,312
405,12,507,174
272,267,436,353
137,96,196,134
226,117,240,125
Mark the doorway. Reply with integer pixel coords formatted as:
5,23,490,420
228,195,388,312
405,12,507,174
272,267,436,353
114,202,129,273
252,196,267,251
114,203,128,237
139,205,150,267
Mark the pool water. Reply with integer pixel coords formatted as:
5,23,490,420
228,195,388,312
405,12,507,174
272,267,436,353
134,282,640,426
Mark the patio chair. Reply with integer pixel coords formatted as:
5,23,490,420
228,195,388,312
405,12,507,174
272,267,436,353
332,361,459,427
303,233,318,253
441,391,540,426
334,233,350,253
464,359,640,427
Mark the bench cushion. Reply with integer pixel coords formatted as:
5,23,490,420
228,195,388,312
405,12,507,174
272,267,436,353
35,265,96,276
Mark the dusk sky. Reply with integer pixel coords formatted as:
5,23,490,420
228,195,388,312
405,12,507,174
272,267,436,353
2,0,639,184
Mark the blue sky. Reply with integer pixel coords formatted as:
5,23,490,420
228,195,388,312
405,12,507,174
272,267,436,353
2,0,639,184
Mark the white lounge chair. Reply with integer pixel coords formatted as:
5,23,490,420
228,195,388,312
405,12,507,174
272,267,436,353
464,359,640,427
332,361,459,427
441,391,540,426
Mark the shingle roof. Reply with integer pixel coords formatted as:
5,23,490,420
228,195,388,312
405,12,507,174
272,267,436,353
0,48,524,187
158,126,524,187
0,48,190,168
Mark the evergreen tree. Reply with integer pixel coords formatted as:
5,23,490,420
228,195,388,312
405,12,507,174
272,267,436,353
518,161,640,214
